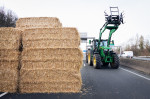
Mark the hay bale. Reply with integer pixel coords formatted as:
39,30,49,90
22,28,80,40
16,17,62,29
21,48,83,61
21,60,82,72
0,28,22,50
0,28,22,41
0,69,18,81
22,28,80,49
0,28,21,93
0,40,21,50
0,49,20,61
0,60,18,70
20,81,81,93
23,39,80,49
0,81,17,93
20,69,81,82
0,69,18,92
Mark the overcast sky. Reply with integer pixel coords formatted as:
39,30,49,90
0,0,150,46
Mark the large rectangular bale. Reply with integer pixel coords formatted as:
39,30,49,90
0,49,20,61
0,60,18,70
21,60,82,71
23,39,80,49
22,48,83,61
0,40,20,50
0,81,17,93
20,81,81,93
16,17,62,29
0,69,18,92
0,28,22,41
0,69,18,81
22,28,80,49
0,28,22,50
20,69,81,82
22,28,80,40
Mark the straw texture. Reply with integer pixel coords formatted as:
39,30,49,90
16,17,62,29
20,81,81,93
21,61,83,72
0,28,21,93
20,69,81,82
22,28,80,49
0,81,17,93
22,48,83,61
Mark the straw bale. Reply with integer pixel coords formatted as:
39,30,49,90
0,81,17,93
20,69,81,82
0,60,18,70
22,28,80,41
16,17,62,29
21,60,83,71
23,39,80,49
20,81,81,93
0,40,21,50
0,27,22,41
21,48,83,61
0,69,18,81
0,49,20,61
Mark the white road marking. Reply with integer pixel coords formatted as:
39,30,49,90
0,92,8,98
120,67,150,81
84,64,86,67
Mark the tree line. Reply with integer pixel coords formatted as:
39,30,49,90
0,6,18,27
124,34,150,56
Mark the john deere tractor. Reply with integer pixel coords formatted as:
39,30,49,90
86,7,124,69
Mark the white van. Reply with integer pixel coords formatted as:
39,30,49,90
121,51,133,58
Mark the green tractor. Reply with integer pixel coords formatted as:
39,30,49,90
86,7,124,69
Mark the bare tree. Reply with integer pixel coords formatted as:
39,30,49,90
139,35,144,50
0,7,6,27
145,40,150,52
0,6,18,27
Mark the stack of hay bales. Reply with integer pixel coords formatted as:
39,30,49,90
16,17,83,93
0,28,22,92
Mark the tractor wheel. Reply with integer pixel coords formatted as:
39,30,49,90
93,54,102,69
103,62,109,66
88,51,93,66
86,54,88,63
110,54,119,69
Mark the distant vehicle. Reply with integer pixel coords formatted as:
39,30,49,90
121,51,133,58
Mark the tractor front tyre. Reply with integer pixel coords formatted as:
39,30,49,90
110,54,119,69
86,54,88,63
103,62,109,66
88,51,93,66
93,54,102,69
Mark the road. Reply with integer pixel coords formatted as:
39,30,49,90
1,61,150,99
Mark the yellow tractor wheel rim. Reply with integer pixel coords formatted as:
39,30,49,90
88,54,90,63
93,56,96,66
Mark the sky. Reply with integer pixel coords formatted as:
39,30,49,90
0,0,150,46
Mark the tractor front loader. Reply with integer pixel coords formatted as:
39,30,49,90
86,7,124,69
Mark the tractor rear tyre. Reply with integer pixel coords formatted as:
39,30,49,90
110,54,119,69
86,54,88,63
88,51,93,66
93,54,102,69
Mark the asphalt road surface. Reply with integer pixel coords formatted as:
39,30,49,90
1,61,150,99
